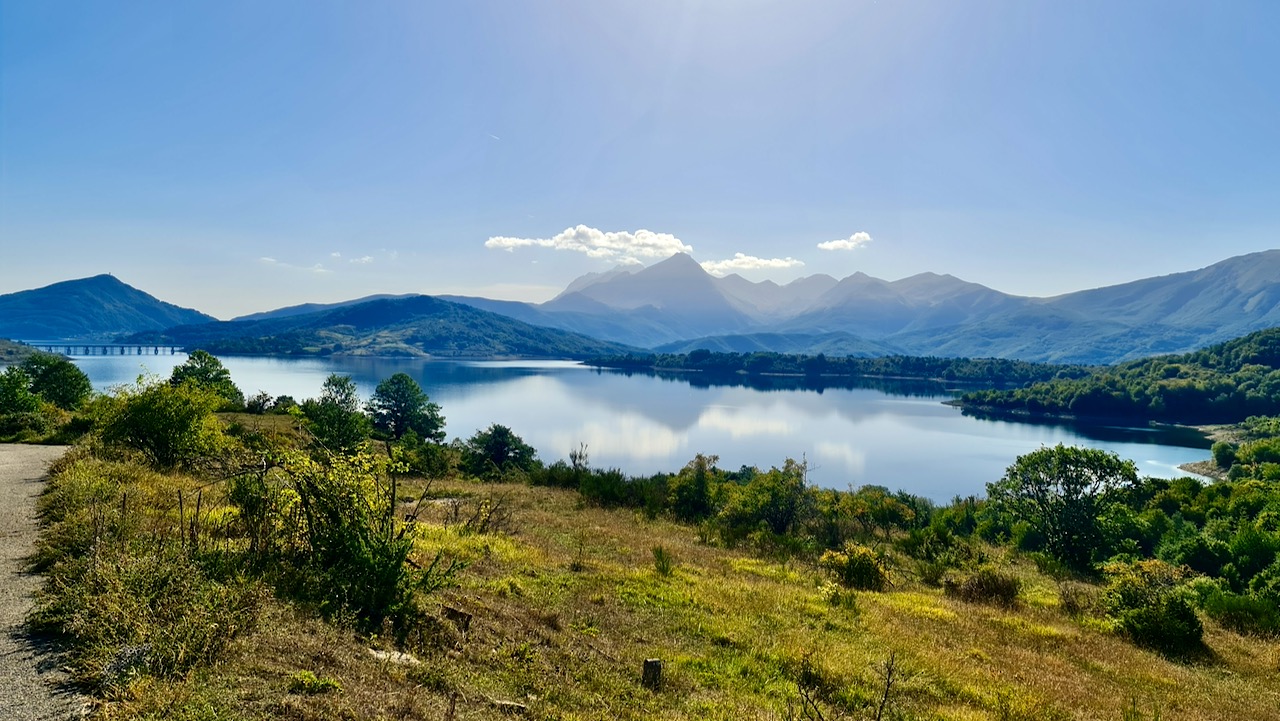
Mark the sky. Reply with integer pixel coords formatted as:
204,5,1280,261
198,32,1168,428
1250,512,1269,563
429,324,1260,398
2,0,1279,319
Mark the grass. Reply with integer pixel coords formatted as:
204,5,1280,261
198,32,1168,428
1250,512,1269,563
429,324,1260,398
32,464,1280,720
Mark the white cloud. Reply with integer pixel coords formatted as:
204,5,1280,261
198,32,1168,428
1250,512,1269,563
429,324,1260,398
700,253,804,276
350,256,374,264
258,256,333,274
330,251,342,259
817,231,873,251
485,225,693,264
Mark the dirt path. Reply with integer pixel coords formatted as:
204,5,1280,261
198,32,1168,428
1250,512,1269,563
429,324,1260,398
0,445,86,720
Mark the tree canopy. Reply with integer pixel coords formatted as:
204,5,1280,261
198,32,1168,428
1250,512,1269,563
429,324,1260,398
19,353,93,410
987,444,1138,570
462,423,539,480
365,373,444,442
301,374,371,454
170,350,244,409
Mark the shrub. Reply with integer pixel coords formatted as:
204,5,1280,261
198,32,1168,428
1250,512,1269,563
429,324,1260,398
99,379,228,469
1102,560,1204,656
819,543,889,591
1057,581,1100,618
274,450,462,632
1200,590,1280,636
1211,441,1237,469
943,567,1020,607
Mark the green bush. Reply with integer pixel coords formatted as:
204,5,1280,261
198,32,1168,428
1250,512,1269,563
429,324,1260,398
273,450,461,632
1102,560,1204,656
943,566,1021,607
1200,590,1280,636
99,379,228,469
819,542,889,591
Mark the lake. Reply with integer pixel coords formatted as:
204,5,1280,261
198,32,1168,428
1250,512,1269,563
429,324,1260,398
71,354,1212,501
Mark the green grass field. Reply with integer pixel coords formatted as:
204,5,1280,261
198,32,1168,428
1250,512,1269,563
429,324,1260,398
37,458,1279,721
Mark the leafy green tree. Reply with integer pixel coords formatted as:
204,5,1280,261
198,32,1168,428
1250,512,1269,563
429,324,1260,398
365,373,444,441
987,444,1139,570
301,374,370,454
170,350,244,409
20,353,92,410
462,423,539,479
669,453,718,521
0,366,41,415
100,379,227,469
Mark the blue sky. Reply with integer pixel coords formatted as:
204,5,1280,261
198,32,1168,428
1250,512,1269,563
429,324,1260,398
2,0,1278,318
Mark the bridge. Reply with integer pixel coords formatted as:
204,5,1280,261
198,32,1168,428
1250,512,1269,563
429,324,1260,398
25,342,184,356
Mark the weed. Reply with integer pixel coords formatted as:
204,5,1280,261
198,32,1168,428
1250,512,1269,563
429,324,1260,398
652,544,676,576
1121,697,1163,721
287,670,343,695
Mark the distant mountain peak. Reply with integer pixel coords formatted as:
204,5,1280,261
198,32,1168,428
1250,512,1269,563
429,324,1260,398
644,252,705,274
0,275,215,341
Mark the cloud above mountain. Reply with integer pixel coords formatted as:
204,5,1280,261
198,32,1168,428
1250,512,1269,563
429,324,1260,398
817,232,873,251
486,225,693,263
700,253,805,276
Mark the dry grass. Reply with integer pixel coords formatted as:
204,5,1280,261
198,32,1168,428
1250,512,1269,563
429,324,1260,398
76,477,1280,720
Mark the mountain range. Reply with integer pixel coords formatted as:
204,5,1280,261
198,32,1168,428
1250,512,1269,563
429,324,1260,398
2,251,1278,364
438,250,1280,364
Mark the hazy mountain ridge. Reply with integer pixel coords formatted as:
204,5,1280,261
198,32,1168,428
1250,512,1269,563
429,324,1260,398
125,295,637,359
0,274,215,340
7,250,1280,364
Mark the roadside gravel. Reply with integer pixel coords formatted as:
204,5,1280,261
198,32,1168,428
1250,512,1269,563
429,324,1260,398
0,445,86,720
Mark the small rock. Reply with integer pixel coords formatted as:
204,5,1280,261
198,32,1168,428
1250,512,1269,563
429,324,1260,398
367,649,421,666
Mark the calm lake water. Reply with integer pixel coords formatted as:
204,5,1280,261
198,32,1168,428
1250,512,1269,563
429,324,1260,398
71,354,1212,501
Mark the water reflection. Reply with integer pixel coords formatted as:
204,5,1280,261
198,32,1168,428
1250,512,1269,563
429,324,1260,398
71,355,1212,501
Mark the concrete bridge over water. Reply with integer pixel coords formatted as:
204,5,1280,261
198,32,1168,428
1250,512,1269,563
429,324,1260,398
24,342,184,357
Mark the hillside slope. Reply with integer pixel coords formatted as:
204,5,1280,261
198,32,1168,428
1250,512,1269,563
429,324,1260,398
0,275,215,340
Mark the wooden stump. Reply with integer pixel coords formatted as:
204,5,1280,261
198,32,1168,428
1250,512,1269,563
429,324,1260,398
642,658,663,690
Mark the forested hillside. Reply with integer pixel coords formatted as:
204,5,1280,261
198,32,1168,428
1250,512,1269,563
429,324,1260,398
960,327,1280,423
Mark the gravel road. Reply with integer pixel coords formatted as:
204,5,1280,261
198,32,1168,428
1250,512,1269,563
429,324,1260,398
0,445,86,720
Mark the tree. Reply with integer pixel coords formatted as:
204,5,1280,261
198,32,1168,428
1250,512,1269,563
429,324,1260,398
301,374,370,454
365,373,444,442
669,453,718,521
462,423,539,479
0,366,40,415
20,353,92,410
170,350,244,409
987,444,1139,570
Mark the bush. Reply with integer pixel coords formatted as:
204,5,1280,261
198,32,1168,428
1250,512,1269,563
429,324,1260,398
943,567,1021,607
1211,441,1237,469
99,379,228,469
819,543,889,591
1200,590,1280,636
1057,581,1100,618
273,450,462,631
1102,560,1204,656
